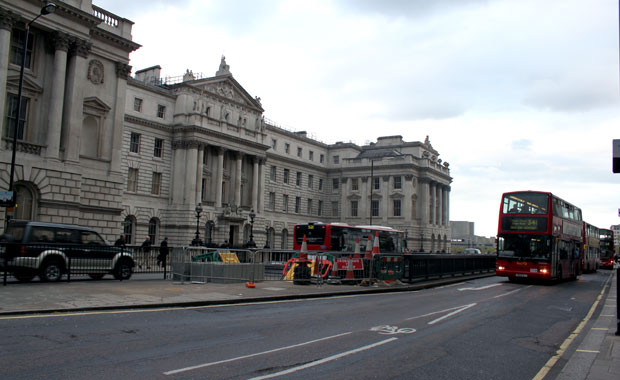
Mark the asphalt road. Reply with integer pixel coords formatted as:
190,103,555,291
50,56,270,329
0,271,611,380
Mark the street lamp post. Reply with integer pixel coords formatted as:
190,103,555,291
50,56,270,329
191,203,203,246
7,2,56,213
247,209,256,248
264,225,270,248
420,232,424,253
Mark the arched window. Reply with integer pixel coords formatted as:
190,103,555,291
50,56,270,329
148,218,159,242
281,229,288,249
123,216,136,244
14,183,35,220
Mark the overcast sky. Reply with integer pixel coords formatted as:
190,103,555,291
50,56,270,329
96,0,620,237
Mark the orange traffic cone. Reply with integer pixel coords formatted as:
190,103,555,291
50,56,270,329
353,236,361,258
364,234,372,259
345,254,356,282
372,232,380,256
299,234,308,262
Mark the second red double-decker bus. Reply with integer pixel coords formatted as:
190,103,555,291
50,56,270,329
599,228,615,269
496,191,582,282
582,222,600,273
293,222,405,253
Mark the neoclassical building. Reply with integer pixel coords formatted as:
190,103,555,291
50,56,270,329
1,1,452,252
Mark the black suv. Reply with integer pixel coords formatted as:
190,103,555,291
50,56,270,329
0,221,135,282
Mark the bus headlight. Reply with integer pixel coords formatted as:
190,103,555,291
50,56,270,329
497,266,505,271
540,267,549,274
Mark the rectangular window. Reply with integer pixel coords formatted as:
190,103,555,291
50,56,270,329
130,132,140,153
373,177,380,190
283,169,289,184
295,196,301,213
351,178,359,191
394,176,402,189
282,194,289,212
320,154,324,163
393,199,401,217
269,192,276,210
127,168,138,192
371,200,380,217
351,201,358,217
133,98,143,112
308,175,314,189
10,29,34,68
307,199,313,215
332,178,339,190
271,139,277,149
318,200,323,216
309,151,314,161
154,138,163,157
201,178,207,201
270,166,277,181
157,104,166,118
297,147,302,158
296,171,302,186
151,172,162,195
333,155,340,164
319,178,323,191
5,94,29,140
331,201,339,217
285,143,290,154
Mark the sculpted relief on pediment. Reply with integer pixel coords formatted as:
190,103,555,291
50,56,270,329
204,83,245,105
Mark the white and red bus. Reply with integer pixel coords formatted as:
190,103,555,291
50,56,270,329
496,191,582,282
293,222,405,254
582,222,600,273
599,229,615,268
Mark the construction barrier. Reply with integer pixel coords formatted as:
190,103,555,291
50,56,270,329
377,256,403,283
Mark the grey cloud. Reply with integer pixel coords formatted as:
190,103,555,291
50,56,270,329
336,0,491,18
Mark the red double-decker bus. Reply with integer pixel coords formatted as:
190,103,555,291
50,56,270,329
582,222,600,273
599,229,615,268
496,191,582,282
293,222,405,253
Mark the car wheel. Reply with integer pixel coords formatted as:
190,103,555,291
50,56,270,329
14,270,35,282
40,259,63,282
114,259,133,280
88,273,105,280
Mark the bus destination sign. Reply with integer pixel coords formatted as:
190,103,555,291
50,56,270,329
501,216,547,232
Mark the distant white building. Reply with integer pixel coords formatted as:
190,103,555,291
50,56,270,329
450,221,495,252
0,0,452,252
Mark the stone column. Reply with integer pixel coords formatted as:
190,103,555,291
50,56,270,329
45,33,70,160
428,182,435,224
257,158,265,213
215,148,224,207
252,156,259,211
184,141,198,206
436,185,442,226
235,152,242,206
419,178,428,227
62,39,90,162
195,144,204,204
171,141,187,205
0,11,16,136
110,62,131,173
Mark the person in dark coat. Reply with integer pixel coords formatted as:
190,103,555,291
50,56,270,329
157,237,169,267
140,236,151,253
115,234,126,247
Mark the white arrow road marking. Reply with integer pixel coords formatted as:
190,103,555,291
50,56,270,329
458,283,502,291
425,303,477,325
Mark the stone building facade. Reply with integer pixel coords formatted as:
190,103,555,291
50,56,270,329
1,1,452,252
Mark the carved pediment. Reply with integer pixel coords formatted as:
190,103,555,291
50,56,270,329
196,76,263,111
83,96,111,116
6,75,43,94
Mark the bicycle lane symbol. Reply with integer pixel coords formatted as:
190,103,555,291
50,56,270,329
369,325,417,335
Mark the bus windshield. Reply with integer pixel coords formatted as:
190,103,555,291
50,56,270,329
498,234,551,260
294,225,327,246
502,192,549,215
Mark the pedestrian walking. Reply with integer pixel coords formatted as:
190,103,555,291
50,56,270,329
140,236,152,269
157,237,169,268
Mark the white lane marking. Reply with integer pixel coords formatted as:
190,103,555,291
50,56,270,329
163,331,352,376
427,303,477,325
246,337,399,380
458,283,502,291
492,285,532,298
